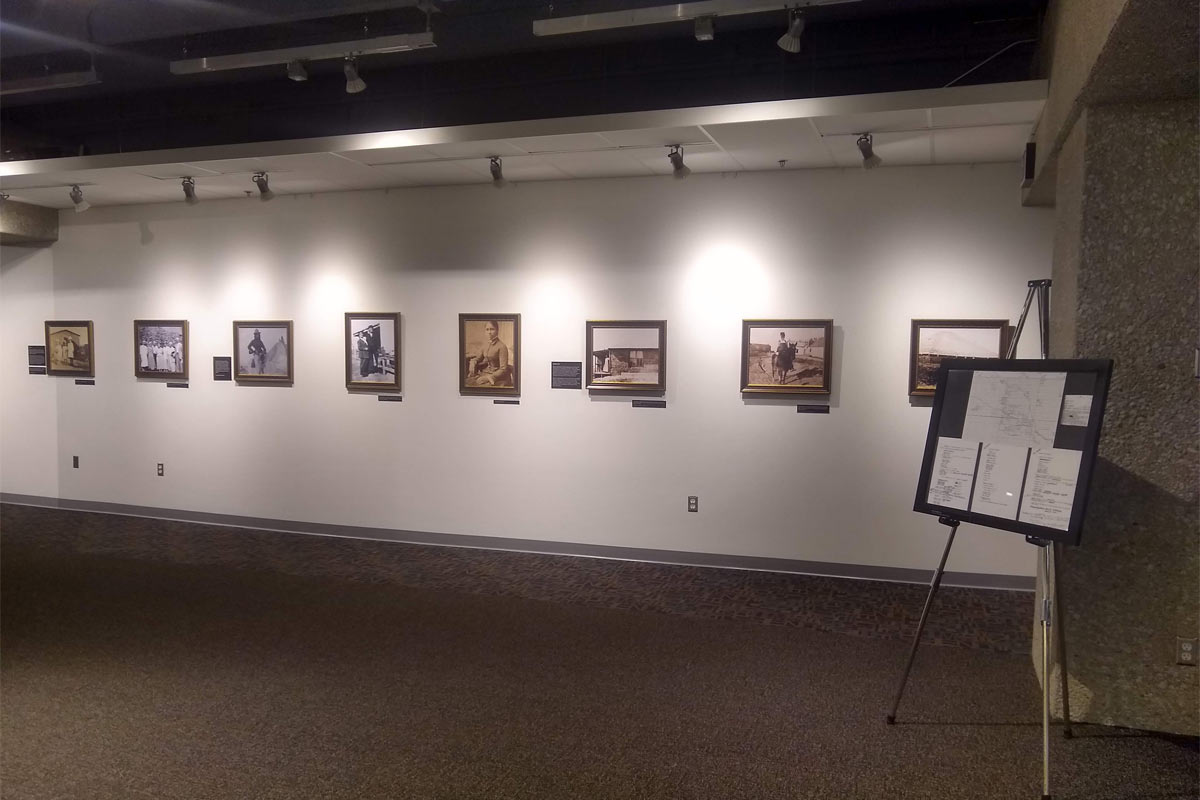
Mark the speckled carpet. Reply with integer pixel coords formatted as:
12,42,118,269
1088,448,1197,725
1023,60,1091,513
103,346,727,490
2,505,1196,799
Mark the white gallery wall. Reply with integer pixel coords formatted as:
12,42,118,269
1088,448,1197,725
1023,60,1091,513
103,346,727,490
0,162,1053,577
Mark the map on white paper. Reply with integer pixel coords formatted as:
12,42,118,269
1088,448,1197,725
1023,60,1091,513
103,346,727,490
961,371,1066,450
970,443,1027,520
1060,394,1092,426
927,437,980,511
1018,448,1083,530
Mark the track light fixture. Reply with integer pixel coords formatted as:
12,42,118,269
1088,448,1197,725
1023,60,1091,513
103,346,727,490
69,185,90,213
343,58,366,94
856,133,882,169
489,157,506,188
286,60,309,82
777,9,806,53
668,145,691,179
181,177,199,205
252,172,275,201
0,192,9,202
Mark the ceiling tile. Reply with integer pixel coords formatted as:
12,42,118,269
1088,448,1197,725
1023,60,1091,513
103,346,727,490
132,163,223,179
338,145,440,165
932,100,1043,129
598,126,710,147
422,140,529,159
813,109,931,136
933,124,1030,164
459,155,569,182
704,118,835,169
507,132,614,154
540,150,655,179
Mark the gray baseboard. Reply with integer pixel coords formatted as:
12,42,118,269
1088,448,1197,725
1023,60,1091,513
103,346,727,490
0,492,1033,591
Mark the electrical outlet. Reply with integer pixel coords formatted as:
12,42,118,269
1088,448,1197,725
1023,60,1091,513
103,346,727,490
687,495,698,512
72,455,79,469
1177,637,1198,666
156,463,164,477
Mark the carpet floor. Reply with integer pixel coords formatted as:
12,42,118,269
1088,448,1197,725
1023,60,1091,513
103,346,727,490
2,523,1196,799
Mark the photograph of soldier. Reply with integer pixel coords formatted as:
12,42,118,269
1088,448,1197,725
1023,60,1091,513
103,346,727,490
234,321,293,383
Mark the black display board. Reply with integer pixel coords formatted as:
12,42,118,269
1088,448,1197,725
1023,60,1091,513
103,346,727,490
913,358,1112,545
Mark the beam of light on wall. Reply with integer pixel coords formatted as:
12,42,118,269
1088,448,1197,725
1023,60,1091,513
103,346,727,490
218,245,276,314
303,270,358,316
681,241,770,319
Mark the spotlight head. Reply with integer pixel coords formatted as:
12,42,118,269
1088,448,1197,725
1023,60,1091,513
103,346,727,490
668,145,691,179
0,192,9,202
181,176,199,205
69,184,90,213
252,172,275,201
856,133,882,169
489,156,506,188
343,58,366,94
777,9,806,53
286,60,308,82
694,15,715,42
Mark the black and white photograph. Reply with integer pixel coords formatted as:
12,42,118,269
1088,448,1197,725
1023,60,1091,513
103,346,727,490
909,319,1008,396
459,314,520,395
345,313,400,391
586,320,666,392
44,320,94,377
134,320,188,380
233,320,293,384
741,319,832,395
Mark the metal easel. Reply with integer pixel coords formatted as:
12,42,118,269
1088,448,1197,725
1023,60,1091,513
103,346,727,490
886,279,1072,800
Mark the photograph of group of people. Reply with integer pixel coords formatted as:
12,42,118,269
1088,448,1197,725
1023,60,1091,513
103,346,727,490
44,321,95,377
134,320,188,379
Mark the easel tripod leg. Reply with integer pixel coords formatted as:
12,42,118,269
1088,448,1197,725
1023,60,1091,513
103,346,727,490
1040,543,1053,800
886,519,958,724
1052,543,1073,738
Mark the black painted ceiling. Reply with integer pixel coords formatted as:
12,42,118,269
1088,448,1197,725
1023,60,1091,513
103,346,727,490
0,0,1046,161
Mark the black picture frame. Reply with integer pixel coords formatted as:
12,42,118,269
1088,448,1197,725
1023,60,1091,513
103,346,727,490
459,313,520,396
345,312,401,392
44,320,95,377
233,320,294,384
740,319,832,395
909,319,1009,396
585,320,667,393
133,319,188,380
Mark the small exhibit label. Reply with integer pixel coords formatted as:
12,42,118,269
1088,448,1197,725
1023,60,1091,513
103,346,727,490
213,356,232,381
27,345,46,367
29,366,47,375
551,361,583,389
167,382,188,389
378,395,403,402
632,400,666,408
796,404,830,414
74,379,95,386
493,399,520,405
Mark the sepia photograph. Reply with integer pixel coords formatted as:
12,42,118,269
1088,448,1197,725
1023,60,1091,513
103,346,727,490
741,319,832,395
234,320,293,383
345,313,400,391
44,320,95,377
909,319,1008,396
459,314,520,395
586,320,667,392
134,320,188,380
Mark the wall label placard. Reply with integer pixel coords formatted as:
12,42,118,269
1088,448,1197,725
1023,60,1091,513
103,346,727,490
797,404,830,414
167,383,189,389
213,356,232,381
632,399,666,409
377,395,403,403
27,345,46,367
551,361,583,389
74,379,95,386
493,399,519,405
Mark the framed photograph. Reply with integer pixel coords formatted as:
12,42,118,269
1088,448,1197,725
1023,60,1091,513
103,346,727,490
741,319,832,395
459,314,520,396
44,320,94,377
909,319,1009,396
345,313,400,391
233,320,293,384
585,320,667,392
134,319,188,380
